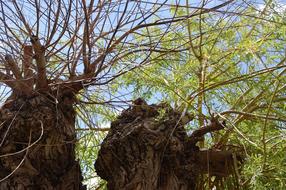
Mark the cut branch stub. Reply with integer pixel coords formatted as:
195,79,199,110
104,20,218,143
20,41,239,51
23,45,34,79
30,35,48,90
95,99,243,190
22,45,34,92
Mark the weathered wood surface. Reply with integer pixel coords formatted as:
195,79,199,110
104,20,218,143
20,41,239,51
95,99,241,190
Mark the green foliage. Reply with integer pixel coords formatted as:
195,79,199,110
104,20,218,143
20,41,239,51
75,1,286,189
109,2,286,189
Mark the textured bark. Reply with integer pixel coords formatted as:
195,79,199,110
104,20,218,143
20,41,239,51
95,99,242,190
0,92,86,189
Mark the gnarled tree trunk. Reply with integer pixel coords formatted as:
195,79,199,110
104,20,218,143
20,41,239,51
0,91,85,189
95,99,242,190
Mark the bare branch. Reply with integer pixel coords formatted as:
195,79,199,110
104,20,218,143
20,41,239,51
4,55,21,79
190,118,225,139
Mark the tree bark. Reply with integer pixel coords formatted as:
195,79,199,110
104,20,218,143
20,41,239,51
95,99,242,190
0,92,86,189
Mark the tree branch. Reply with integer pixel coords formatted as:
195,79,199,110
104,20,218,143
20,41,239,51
22,45,34,91
4,55,21,79
189,118,225,142
30,35,48,90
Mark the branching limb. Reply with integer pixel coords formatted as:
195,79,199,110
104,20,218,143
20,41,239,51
4,55,21,79
0,71,15,88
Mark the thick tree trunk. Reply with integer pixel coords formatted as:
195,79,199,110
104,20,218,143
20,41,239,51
0,93,85,189
95,99,242,190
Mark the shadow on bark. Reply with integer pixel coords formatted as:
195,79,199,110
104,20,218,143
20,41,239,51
95,99,243,190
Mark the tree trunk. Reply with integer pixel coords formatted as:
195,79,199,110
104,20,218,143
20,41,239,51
0,92,86,189
95,99,242,190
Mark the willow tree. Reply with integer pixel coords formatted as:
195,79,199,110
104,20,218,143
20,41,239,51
114,0,286,189
0,0,284,189
0,0,234,189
